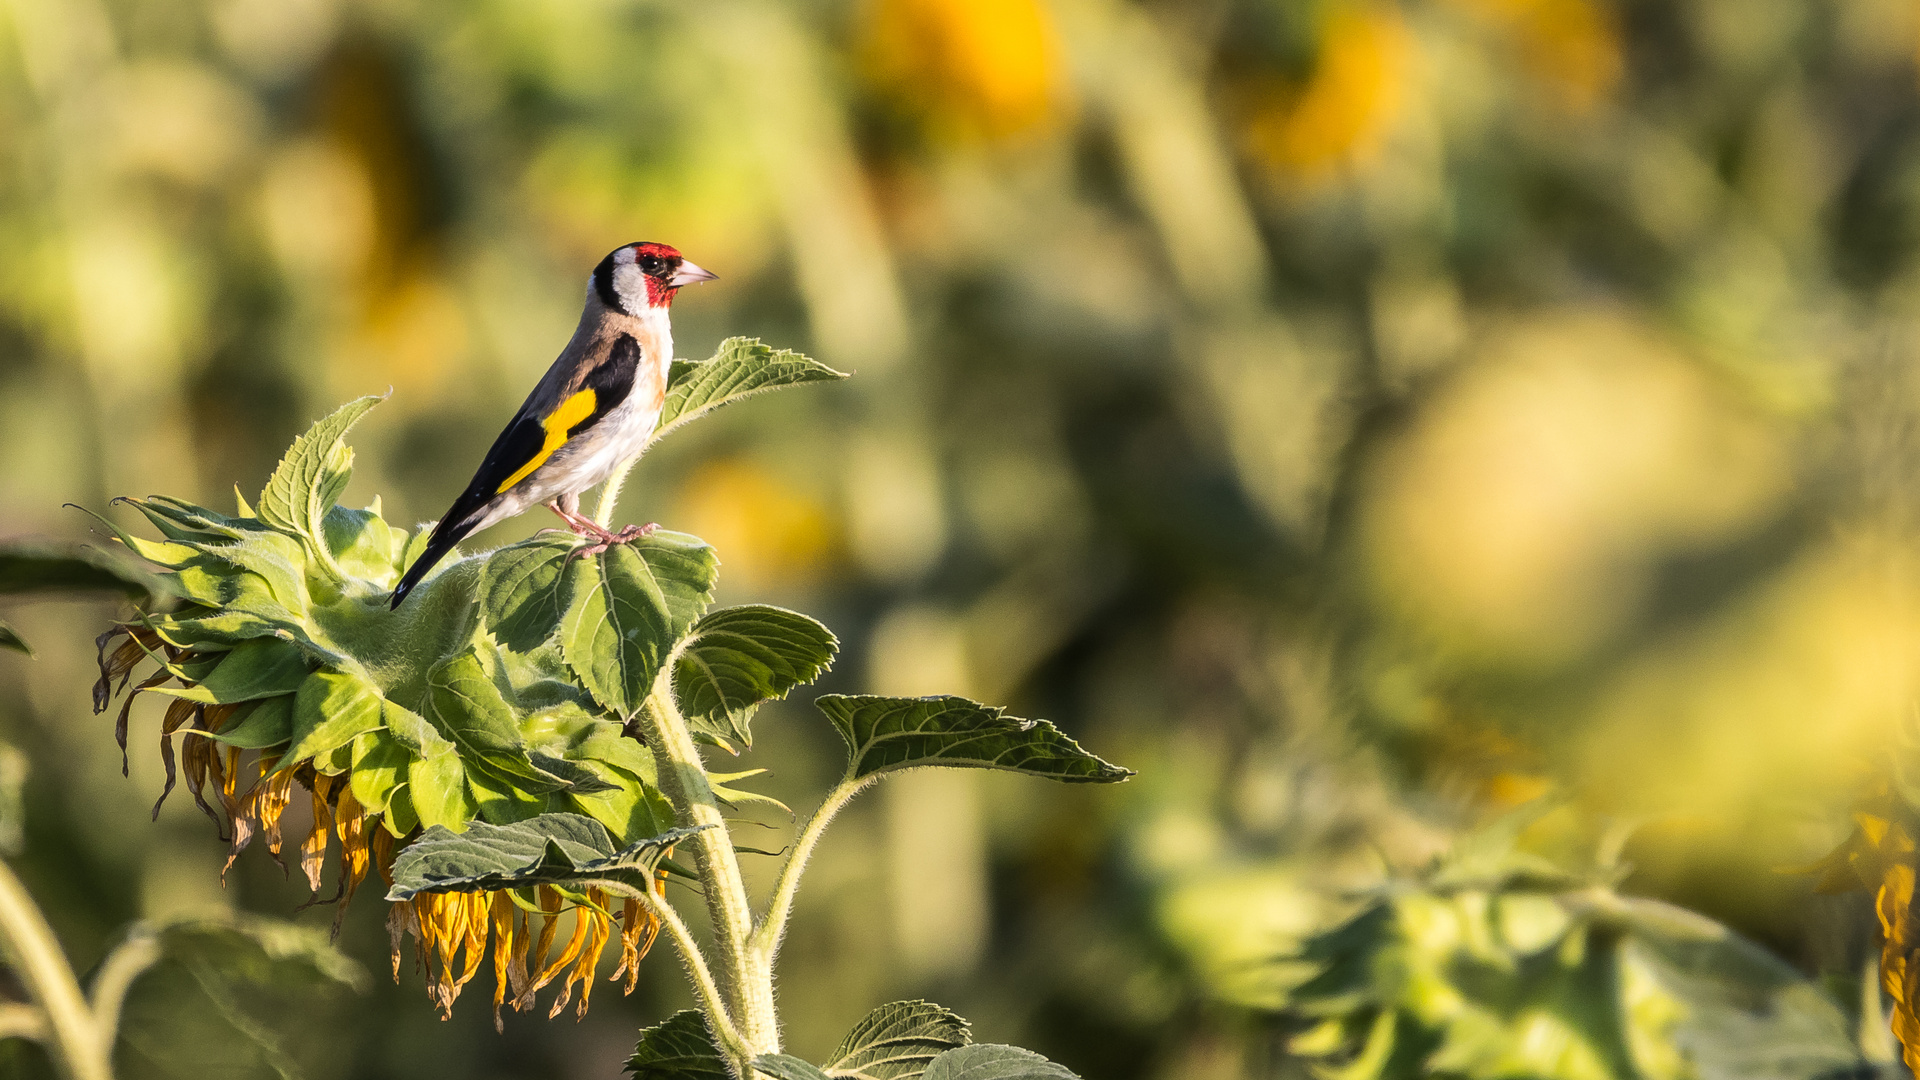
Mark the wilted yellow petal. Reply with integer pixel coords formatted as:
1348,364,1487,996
490,893,515,1032
551,891,612,1020
526,903,591,1009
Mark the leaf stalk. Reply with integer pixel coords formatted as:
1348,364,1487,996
635,886,751,1063
750,774,863,961
0,859,111,1080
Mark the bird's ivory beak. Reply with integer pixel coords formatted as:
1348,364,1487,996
670,261,718,287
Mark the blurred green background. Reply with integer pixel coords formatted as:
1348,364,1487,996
1,0,1916,1076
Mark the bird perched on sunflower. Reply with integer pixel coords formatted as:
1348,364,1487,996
389,242,716,608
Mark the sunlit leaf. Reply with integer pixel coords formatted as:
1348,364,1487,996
920,1045,1078,1080
675,605,838,751
815,695,1132,783
426,650,530,755
385,812,705,900
706,768,792,817
122,495,251,545
256,395,384,573
653,337,847,446
823,1000,971,1079
754,1056,832,1080
480,536,576,652
201,531,312,612
626,1010,730,1080
560,533,717,719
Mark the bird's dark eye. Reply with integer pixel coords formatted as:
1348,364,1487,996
637,253,664,274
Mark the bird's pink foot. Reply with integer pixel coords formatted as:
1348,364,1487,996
546,501,620,543
548,502,661,563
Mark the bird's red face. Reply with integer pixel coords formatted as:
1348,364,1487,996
594,242,717,314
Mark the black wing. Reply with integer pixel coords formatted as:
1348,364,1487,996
390,334,643,607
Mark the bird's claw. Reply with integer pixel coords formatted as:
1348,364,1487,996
561,522,660,566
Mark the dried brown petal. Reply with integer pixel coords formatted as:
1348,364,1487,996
387,899,418,984
151,698,200,820
299,775,335,894
116,666,172,779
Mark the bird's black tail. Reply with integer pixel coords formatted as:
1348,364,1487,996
388,518,472,609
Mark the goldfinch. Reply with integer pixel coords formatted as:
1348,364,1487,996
389,242,716,608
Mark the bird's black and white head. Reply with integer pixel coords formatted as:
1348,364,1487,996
591,242,716,314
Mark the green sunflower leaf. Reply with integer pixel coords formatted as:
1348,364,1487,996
425,649,575,797
627,1010,730,1080
480,536,577,653
560,533,717,720
814,695,1133,784
674,605,838,752
752,1057,832,1080
201,531,312,612
652,337,847,448
122,496,251,545
256,394,385,574
384,812,705,900
919,1046,1078,1080
825,1000,972,1080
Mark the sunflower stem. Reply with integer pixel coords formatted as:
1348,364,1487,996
636,886,751,1065
636,670,779,1064
750,774,862,963
0,859,112,1080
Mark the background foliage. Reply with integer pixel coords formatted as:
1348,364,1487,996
2,0,1917,1076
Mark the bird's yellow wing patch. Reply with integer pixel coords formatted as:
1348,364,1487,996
496,388,597,493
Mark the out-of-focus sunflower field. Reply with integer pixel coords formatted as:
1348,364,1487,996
4,0,1920,1076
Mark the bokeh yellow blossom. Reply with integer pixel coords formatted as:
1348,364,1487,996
1243,6,1414,180
672,457,837,592
862,0,1069,141
1447,0,1622,111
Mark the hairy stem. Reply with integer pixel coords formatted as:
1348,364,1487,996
636,886,750,1063
750,775,862,962
636,674,779,1058
0,859,110,1080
